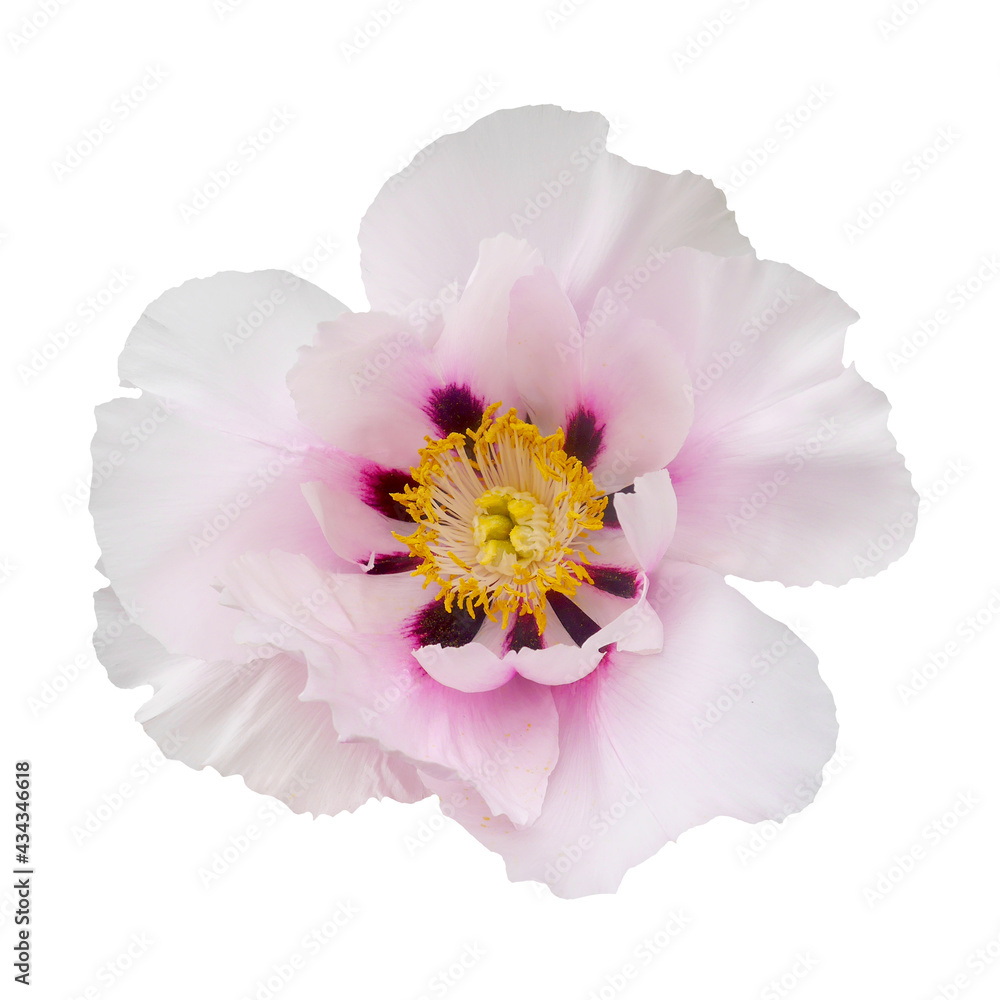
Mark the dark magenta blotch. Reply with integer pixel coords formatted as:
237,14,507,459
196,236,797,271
563,406,606,468
547,591,602,646
505,613,545,653
586,566,640,599
366,552,416,575
424,383,486,437
409,600,484,648
358,465,416,521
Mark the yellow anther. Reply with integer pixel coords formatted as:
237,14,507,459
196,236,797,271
447,551,471,571
389,403,606,631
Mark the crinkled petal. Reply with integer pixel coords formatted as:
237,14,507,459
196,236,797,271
513,574,662,687
219,552,559,826
616,247,915,583
94,586,426,814
360,105,750,316
91,393,344,664
507,269,693,492
300,480,404,568
117,270,345,445
404,574,663,693
287,312,437,468
622,249,855,435
425,560,837,897
430,234,543,409
414,643,518,694
615,468,678,572
669,365,917,584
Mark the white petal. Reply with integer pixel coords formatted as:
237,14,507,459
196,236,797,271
300,481,404,567
118,270,345,443
615,469,678,571
360,105,750,316
94,586,426,814
507,268,694,491
620,248,916,583
93,271,355,663
431,234,543,410
287,312,437,468
426,560,837,897
219,552,560,827
624,249,855,436
669,366,917,584
91,394,345,664
414,643,517,694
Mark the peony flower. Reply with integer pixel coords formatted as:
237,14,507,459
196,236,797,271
91,105,915,897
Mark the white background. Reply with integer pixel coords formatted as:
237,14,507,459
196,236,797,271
3,0,999,997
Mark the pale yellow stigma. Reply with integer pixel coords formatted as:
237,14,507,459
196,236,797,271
473,488,548,568
391,404,607,632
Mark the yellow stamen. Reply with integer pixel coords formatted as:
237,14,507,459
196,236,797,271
390,406,606,631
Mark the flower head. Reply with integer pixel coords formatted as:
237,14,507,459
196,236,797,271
91,105,915,897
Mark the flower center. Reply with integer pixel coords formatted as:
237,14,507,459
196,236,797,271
391,403,606,632
473,488,548,568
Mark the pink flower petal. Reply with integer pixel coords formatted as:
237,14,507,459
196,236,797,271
91,393,344,665
300,480,403,569
430,234,543,410
94,587,426,814
219,552,559,827
507,268,694,492
614,468,678,571
423,560,837,898
118,270,345,443
669,366,917,584
414,643,518,694
617,247,916,584
287,311,438,468
504,264,586,433
360,105,749,317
